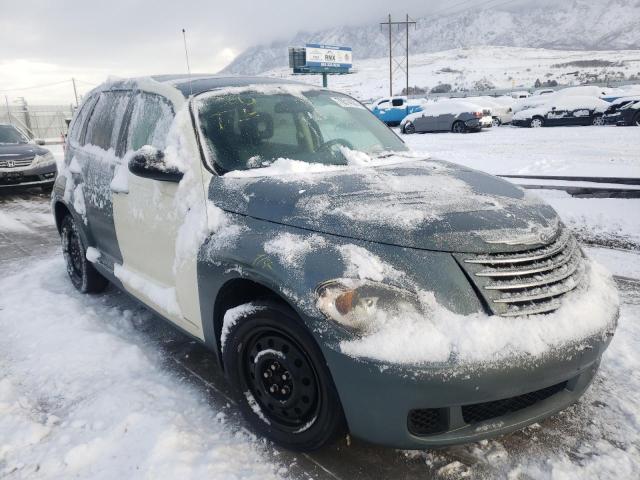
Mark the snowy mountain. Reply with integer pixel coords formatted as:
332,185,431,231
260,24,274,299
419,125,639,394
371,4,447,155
262,46,640,101
221,0,640,75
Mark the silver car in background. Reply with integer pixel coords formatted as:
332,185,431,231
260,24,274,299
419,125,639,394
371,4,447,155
400,100,492,134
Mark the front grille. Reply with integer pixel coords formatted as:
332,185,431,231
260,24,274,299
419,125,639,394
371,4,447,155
0,157,33,168
461,381,567,424
408,408,448,436
461,229,586,316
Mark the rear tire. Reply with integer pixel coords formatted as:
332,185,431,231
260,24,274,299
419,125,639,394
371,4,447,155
60,215,108,293
222,301,346,451
491,117,501,127
452,121,466,133
403,121,416,134
530,117,544,128
633,112,640,127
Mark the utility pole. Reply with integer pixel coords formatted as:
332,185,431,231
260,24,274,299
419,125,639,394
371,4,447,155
71,78,79,107
4,95,11,125
380,14,416,98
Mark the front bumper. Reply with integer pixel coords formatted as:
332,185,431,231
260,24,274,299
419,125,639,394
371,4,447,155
0,162,57,189
322,330,613,449
511,118,530,127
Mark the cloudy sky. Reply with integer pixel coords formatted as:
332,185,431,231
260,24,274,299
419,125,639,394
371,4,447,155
0,0,535,104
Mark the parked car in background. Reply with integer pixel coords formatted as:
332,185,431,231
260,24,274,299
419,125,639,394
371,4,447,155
607,99,640,126
512,96,609,127
463,96,514,126
51,75,618,452
533,89,555,96
0,123,56,190
602,96,640,125
511,91,530,99
369,96,422,126
401,100,492,133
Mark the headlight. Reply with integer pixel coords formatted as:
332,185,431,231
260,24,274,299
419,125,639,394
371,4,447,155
316,279,422,333
32,151,54,166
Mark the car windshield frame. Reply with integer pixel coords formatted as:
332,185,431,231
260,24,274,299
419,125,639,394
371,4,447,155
193,87,408,175
0,125,29,145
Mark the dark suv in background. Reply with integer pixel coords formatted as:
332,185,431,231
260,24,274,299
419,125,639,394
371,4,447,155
0,124,56,190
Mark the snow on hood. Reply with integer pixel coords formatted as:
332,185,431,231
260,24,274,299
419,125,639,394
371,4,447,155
213,154,560,253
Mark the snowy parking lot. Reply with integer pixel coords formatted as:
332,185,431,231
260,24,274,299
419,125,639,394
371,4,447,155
1,125,639,479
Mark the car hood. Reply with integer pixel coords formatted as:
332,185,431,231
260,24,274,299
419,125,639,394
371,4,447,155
0,143,47,161
210,158,560,253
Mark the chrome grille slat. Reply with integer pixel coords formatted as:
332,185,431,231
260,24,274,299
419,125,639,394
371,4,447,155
492,269,583,304
476,237,577,277
484,257,580,290
464,230,571,265
0,158,33,168
458,229,587,316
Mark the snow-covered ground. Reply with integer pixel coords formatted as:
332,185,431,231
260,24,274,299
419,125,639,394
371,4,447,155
1,124,639,479
264,46,640,101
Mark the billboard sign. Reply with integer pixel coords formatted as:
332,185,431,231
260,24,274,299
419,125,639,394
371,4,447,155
305,44,352,69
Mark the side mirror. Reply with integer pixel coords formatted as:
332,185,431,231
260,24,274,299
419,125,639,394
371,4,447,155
128,147,183,183
35,139,46,146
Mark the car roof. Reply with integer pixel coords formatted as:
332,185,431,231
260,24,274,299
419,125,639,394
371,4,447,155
101,74,306,99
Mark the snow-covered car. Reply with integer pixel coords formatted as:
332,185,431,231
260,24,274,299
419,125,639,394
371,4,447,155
52,75,618,451
462,96,514,126
512,96,609,127
608,99,640,126
369,96,423,126
511,91,530,99
0,124,56,190
532,88,555,96
400,99,492,133
602,97,640,125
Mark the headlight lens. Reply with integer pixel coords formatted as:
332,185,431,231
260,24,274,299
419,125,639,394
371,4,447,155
32,151,54,166
316,279,422,333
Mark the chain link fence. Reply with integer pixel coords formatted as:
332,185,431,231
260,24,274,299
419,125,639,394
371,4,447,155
1,104,73,140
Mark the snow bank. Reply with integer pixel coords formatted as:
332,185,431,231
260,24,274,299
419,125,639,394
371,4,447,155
0,257,285,479
339,258,618,366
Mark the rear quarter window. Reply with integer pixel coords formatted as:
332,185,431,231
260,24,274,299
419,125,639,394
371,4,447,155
84,91,131,151
68,95,98,146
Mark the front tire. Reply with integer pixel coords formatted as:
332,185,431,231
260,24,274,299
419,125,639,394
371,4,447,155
222,301,346,451
452,121,466,133
491,117,501,127
633,112,640,127
592,115,605,126
60,215,108,293
530,117,544,128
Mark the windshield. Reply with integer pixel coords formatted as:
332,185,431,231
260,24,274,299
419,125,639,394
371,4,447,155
0,125,28,144
196,89,407,172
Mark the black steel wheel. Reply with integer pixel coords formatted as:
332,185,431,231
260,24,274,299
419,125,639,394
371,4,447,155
60,215,108,293
452,121,466,133
223,301,346,451
403,121,416,134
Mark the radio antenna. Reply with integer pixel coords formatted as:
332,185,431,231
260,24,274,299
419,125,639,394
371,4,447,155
182,28,193,96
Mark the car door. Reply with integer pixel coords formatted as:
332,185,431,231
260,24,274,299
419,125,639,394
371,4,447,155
571,108,592,125
545,107,568,126
111,92,205,338
75,90,132,266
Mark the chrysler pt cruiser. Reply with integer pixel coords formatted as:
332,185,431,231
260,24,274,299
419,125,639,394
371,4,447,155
51,75,618,451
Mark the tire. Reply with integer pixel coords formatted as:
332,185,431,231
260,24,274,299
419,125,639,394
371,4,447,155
592,115,605,126
222,301,346,451
530,117,544,128
633,113,640,127
452,121,466,133
60,215,108,293
403,121,416,134
491,117,501,127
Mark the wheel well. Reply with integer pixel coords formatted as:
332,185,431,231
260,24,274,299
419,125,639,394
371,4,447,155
53,201,71,233
213,278,288,358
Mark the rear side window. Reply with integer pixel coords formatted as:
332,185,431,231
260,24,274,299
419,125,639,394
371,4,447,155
68,95,98,145
126,93,174,151
84,92,131,150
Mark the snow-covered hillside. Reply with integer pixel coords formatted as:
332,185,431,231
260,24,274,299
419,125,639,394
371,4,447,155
261,46,640,101
222,0,640,75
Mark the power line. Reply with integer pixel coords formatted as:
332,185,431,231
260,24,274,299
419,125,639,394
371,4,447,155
0,79,73,93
